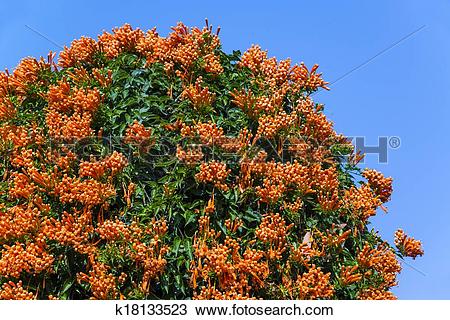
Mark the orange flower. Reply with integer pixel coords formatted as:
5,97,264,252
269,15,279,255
124,120,153,151
0,281,34,300
195,160,231,191
0,242,54,278
77,260,120,299
394,229,424,259
256,111,298,139
0,97,16,122
0,204,41,240
98,24,144,59
294,265,334,299
339,265,362,286
176,145,204,166
363,169,393,203
358,288,397,300
0,21,423,301
191,232,269,299
59,37,99,67
255,213,293,260
357,243,401,288
56,175,115,206
41,208,95,255
96,219,131,242
11,54,55,95
342,185,382,221
181,77,216,110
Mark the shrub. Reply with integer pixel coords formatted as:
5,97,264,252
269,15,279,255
0,22,423,299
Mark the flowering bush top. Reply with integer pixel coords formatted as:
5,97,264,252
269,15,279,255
0,22,423,300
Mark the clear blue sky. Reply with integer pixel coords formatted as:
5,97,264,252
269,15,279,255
2,0,449,299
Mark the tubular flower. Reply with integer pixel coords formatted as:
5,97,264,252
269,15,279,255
0,242,54,278
180,121,225,146
294,265,334,300
124,120,153,146
176,145,204,166
0,204,41,240
0,281,34,300
357,244,401,289
11,54,54,95
79,151,127,179
95,219,131,242
195,160,231,191
394,229,424,259
191,233,269,299
181,77,216,110
0,98,16,122
230,89,260,118
357,288,397,300
59,37,99,68
77,260,120,299
41,209,95,255
56,176,116,206
339,265,362,286
255,213,293,260
252,160,312,203
98,24,144,59
342,185,382,221
362,169,393,203
256,111,298,139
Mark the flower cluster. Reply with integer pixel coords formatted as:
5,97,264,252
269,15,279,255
79,151,128,179
191,233,269,300
0,98,16,122
240,45,329,93
255,213,293,260
41,209,95,255
96,219,131,242
10,54,55,95
124,120,153,148
59,37,99,67
0,242,54,278
230,89,259,118
357,244,401,289
77,260,121,299
394,229,424,259
342,185,382,222
290,234,324,267
362,169,393,203
296,98,338,145
249,160,312,203
56,176,116,205
195,160,231,191
176,145,204,166
60,22,223,79
0,204,40,240
293,265,334,300
256,111,298,139
181,77,216,110
339,265,362,286
0,281,34,300
181,121,225,145
45,80,101,141
357,288,397,300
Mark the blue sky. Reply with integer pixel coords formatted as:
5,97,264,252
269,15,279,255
2,0,449,299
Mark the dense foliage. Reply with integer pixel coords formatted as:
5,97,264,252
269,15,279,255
0,22,423,300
